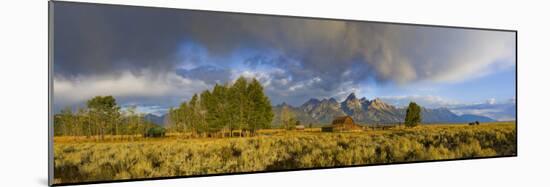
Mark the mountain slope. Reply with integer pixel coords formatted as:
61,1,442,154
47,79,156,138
272,93,495,126
144,114,167,127
457,114,495,123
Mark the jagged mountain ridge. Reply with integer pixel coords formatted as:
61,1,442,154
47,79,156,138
148,93,495,127
272,93,495,126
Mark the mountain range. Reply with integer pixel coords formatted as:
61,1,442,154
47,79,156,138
271,93,495,126
145,93,496,127
449,100,516,121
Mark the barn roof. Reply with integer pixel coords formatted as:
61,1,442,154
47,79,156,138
332,116,354,125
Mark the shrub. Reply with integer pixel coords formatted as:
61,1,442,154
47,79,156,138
53,123,516,183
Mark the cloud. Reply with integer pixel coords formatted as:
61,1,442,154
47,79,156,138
449,98,516,121
52,2,516,111
486,98,497,105
380,95,516,121
176,65,232,85
178,15,515,85
379,95,461,108
452,108,505,119
120,105,168,116
53,69,210,111
53,3,195,77
54,2,515,84
450,103,516,121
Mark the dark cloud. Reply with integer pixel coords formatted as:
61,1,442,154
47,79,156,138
176,65,232,85
53,2,515,111
54,2,190,77
54,2,514,80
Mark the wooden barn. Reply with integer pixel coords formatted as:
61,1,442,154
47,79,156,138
322,116,362,132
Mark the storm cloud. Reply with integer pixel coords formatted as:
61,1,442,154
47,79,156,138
53,2,516,111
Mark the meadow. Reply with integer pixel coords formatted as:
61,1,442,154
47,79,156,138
53,122,516,184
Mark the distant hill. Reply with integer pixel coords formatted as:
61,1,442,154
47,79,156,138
144,113,168,127
272,93,495,126
456,114,495,123
449,101,516,121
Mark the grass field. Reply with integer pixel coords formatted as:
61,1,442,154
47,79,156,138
53,122,516,184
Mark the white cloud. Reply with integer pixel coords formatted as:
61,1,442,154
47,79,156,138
451,107,515,121
55,9,516,110
486,98,497,105
120,105,168,116
358,27,516,84
449,98,516,121
421,31,516,83
53,70,210,109
451,108,502,116
379,95,460,108
174,17,516,86
288,77,322,91
380,95,516,121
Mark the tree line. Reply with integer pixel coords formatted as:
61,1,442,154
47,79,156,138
54,76,274,139
53,96,158,140
54,76,418,140
167,76,274,137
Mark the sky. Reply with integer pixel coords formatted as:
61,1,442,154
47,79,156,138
52,2,516,119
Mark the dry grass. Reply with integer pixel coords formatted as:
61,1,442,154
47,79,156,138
53,122,516,184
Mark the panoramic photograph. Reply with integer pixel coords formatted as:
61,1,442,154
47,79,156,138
51,2,516,184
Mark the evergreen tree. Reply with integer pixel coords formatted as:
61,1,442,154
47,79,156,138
247,78,273,134
86,96,120,140
179,102,190,133
59,107,74,136
231,76,249,136
405,102,422,127
189,94,200,133
75,107,87,138
200,90,214,133
191,93,208,135
164,76,275,137
209,85,232,135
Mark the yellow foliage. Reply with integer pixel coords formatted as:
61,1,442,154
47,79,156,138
53,123,516,184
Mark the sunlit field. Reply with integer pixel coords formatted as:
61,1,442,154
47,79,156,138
53,122,516,183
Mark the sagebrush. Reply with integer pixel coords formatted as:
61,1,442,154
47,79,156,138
53,123,516,183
